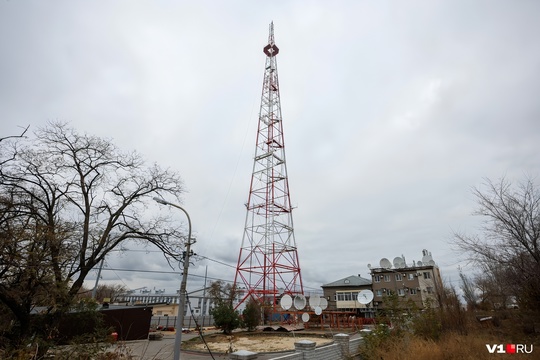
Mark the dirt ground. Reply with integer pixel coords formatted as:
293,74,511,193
183,333,333,353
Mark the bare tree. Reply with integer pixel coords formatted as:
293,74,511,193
0,125,29,167
458,269,479,310
77,284,128,303
454,176,540,312
0,122,185,352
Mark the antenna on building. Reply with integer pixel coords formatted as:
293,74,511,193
393,256,405,268
380,258,392,269
357,290,374,305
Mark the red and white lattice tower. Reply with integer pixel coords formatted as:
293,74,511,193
234,22,303,311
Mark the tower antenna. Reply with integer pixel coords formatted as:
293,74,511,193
234,23,304,315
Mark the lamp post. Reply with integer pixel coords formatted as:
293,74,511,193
153,197,193,360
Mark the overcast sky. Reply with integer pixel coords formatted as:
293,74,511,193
1,1,540,297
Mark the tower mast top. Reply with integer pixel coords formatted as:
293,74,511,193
264,22,279,57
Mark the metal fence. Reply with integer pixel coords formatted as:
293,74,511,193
151,315,215,330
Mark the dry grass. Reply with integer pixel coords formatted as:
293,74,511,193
362,314,539,360
368,331,536,360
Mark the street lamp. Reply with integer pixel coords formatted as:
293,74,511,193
153,197,193,360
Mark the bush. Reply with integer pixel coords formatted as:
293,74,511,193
242,298,261,331
211,303,240,335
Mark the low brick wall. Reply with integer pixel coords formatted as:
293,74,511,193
229,333,363,360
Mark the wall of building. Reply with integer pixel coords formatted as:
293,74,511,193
370,265,442,309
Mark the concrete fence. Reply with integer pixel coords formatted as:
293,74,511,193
151,315,214,329
229,333,363,360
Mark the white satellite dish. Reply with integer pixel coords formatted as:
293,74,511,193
293,295,306,310
281,294,292,310
367,263,372,269
393,257,404,268
422,254,433,264
319,298,328,310
309,295,320,308
417,261,423,266
428,260,436,266
357,290,374,305
301,312,310,322
314,306,322,315
380,258,392,269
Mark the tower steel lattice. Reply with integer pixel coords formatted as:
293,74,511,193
234,23,303,311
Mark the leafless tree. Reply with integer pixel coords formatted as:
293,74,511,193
0,125,29,167
77,283,128,303
458,269,479,310
454,176,540,312
0,121,185,351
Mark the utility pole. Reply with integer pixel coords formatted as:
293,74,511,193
199,265,208,328
154,197,193,360
92,258,105,299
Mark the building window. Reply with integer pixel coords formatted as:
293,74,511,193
408,273,415,280
423,272,431,279
395,274,402,281
397,288,405,296
374,275,381,283
384,275,391,282
410,288,417,295
376,289,382,297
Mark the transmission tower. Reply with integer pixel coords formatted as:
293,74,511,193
234,22,304,312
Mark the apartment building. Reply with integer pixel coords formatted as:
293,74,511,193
369,250,443,309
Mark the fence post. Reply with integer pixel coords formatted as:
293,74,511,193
294,339,316,358
334,333,350,358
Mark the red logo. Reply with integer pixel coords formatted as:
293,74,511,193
506,344,516,354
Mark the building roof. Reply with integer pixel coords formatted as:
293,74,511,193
321,275,372,288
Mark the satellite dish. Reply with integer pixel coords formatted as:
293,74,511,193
357,290,374,305
428,260,436,266
417,261,423,266
293,295,306,310
309,295,320,308
301,312,310,322
281,294,292,310
393,257,404,268
380,258,392,269
367,263,372,269
422,254,432,264
319,298,328,310
314,306,322,315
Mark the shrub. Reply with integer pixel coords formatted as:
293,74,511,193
242,298,261,331
211,303,241,335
